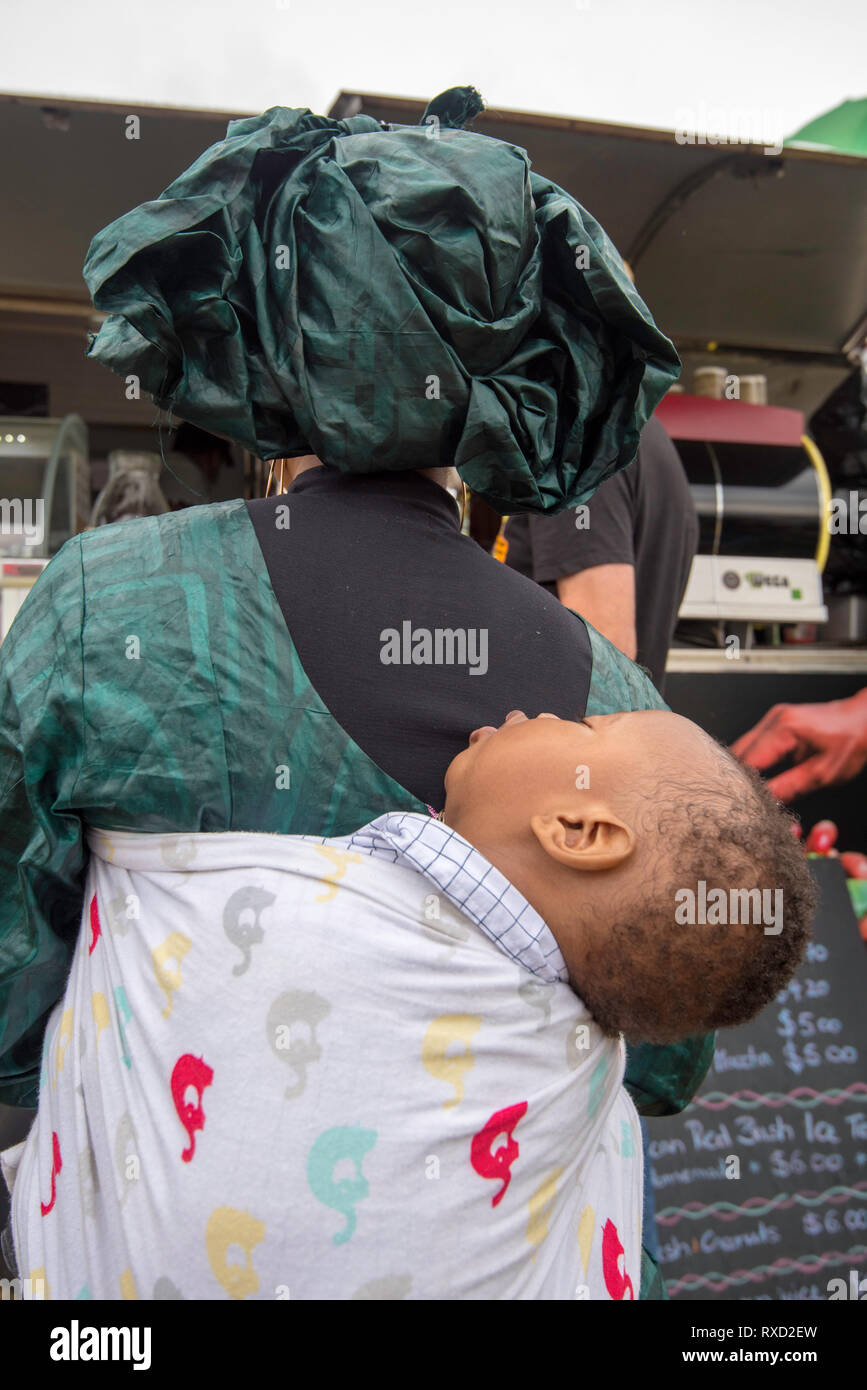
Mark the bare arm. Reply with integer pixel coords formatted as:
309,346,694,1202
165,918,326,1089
556,564,637,661
731,687,867,800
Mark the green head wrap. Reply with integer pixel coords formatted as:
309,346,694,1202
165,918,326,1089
84,86,680,514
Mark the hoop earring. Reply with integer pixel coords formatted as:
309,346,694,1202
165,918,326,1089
459,480,468,530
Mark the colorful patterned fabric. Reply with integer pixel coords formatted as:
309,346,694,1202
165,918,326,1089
4,815,642,1300
0,500,711,1139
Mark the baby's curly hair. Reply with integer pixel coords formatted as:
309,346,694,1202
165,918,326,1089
576,756,817,1044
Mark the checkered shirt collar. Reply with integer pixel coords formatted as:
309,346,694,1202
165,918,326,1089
334,811,568,983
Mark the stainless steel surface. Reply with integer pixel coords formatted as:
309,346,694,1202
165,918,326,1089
668,645,867,673
824,594,867,645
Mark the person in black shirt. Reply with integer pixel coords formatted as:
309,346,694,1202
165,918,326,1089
247,462,596,812
503,414,698,693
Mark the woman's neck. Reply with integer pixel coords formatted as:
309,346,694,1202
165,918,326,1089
281,455,458,493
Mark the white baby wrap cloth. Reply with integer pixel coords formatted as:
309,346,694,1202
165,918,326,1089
4,813,642,1300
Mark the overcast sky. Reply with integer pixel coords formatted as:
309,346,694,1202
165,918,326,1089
3,0,864,142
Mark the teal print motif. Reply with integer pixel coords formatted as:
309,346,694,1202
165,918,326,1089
307,1125,377,1246
76,1284,92,1299
114,986,132,1068
621,1120,634,1157
587,1057,609,1119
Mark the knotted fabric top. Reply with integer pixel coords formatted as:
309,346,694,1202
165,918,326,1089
84,88,681,514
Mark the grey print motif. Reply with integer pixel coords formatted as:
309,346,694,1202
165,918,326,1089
566,1019,592,1071
423,904,472,963
223,886,276,976
79,1144,99,1221
159,836,198,871
518,979,555,1029
153,1276,184,1299
115,1113,139,1206
105,893,131,936
352,1274,412,1300
266,990,332,1099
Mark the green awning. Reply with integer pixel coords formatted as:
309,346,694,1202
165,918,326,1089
786,98,867,159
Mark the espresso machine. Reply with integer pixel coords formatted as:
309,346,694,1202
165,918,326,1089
656,393,831,641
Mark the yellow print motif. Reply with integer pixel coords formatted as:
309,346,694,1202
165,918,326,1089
577,1204,595,1273
421,1014,482,1109
92,993,111,1049
314,846,363,903
120,1268,138,1300
53,1009,74,1089
526,1167,564,1252
152,932,192,1019
205,1206,266,1301
29,1267,50,1300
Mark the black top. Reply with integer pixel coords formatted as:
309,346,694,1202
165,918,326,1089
247,470,592,809
503,417,699,690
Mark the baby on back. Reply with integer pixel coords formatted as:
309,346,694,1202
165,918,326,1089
2,708,813,1300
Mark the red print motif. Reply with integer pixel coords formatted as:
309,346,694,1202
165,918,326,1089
170,1054,214,1162
40,1131,62,1216
602,1218,635,1300
470,1101,528,1207
88,894,102,955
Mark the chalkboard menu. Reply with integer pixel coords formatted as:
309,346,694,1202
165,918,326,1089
646,860,867,1301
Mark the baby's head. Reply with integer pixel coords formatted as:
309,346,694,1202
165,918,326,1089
443,709,816,1044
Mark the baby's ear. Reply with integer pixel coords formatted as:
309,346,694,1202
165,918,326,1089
529,809,634,871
